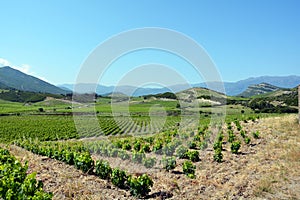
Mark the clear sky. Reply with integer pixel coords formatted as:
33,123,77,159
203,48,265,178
0,0,299,86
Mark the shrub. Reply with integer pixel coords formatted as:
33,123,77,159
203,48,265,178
122,143,131,151
186,150,200,162
108,148,118,157
193,134,201,142
118,150,130,160
216,133,224,142
240,130,246,138
182,161,196,178
162,142,177,156
200,141,208,150
128,174,153,197
213,141,222,150
153,141,163,154
132,151,145,163
244,137,251,144
176,145,188,159
133,141,141,151
74,152,94,173
228,130,235,143
162,156,176,171
252,131,260,139
188,141,197,149
140,143,151,153
214,148,223,163
231,141,241,154
95,160,112,179
142,157,156,168
111,168,128,189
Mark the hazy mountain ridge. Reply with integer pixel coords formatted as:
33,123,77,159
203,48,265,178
60,75,300,97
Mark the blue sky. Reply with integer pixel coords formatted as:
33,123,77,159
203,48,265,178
0,0,299,86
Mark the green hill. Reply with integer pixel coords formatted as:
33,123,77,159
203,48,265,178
0,66,67,94
0,89,63,103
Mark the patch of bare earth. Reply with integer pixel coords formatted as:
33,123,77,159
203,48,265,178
9,114,300,199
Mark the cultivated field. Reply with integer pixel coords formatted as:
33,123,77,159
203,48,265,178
0,96,299,199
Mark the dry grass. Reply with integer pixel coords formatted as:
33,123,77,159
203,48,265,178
7,114,300,199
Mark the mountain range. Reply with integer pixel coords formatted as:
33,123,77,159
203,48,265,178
1,66,300,97
60,76,300,96
0,66,67,94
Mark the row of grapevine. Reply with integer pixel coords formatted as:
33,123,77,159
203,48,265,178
0,147,53,199
213,118,261,162
15,140,154,198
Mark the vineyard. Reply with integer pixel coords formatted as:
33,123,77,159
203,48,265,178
0,95,298,199
7,114,263,198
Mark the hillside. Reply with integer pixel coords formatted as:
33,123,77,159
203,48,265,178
0,66,67,94
238,83,281,97
193,75,300,95
0,82,10,90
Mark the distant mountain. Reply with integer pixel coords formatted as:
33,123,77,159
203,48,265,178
60,75,300,97
59,83,172,97
0,66,67,94
192,75,300,96
238,83,281,97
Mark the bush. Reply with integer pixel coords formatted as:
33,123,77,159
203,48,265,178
128,174,153,197
200,141,208,150
162,142,177,156
162,156,176,171
252,131,260,139
153,141,163,154
74,152,94,173
214,148,223,163
186,150,200,162
122,143,132,151
244,137,251,144
118,150,130,160
176,145,188,159
213,141,222,150
111,168,128,189
108,148,118,157
140,143,151,153
95,160,112,179
228,130,235,143
188,141,197,149
132,151,145,164
142,157,156,168
231,141,241,154
133,141,141,151
182,161,196,179
240,130,246,138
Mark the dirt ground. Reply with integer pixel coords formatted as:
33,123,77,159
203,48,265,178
9,114,300,200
